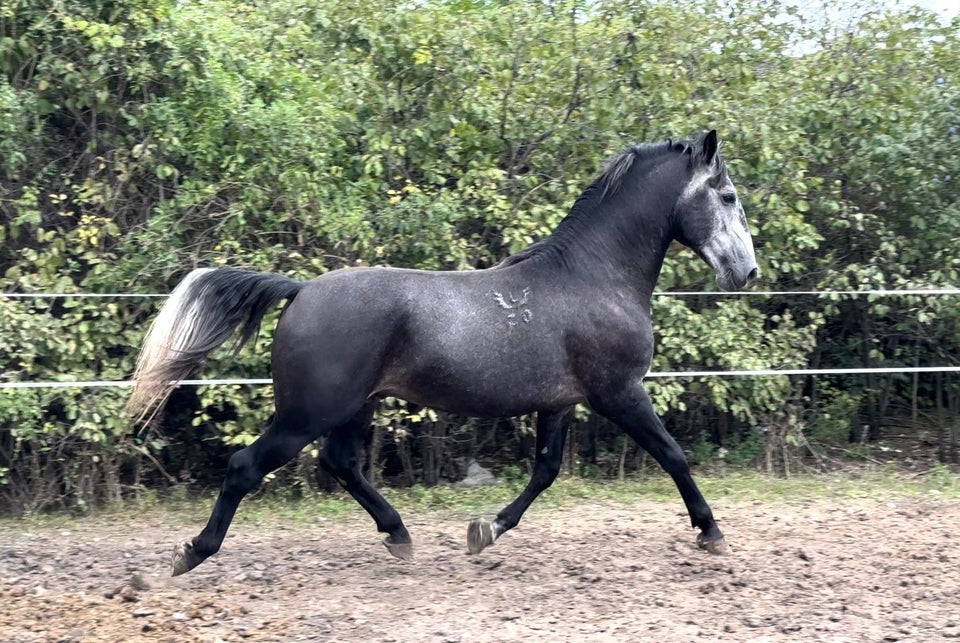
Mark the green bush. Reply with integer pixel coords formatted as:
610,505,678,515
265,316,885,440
2,0,958,513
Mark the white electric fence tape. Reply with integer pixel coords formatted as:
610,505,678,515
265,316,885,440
2,289,957,390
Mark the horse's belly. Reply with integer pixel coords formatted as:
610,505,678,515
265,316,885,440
375,358,584,418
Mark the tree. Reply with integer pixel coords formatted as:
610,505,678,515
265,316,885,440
2,0,957,513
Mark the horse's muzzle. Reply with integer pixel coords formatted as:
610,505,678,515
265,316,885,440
717,262,759,291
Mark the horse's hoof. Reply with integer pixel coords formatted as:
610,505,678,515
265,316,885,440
467,519,496,555
171,541,196,576
696,533,729,555
171,541,200,577
384,536,414,561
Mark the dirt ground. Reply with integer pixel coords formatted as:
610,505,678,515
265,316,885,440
1,494,959,643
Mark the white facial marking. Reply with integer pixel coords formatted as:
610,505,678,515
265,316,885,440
678,165,758,291
737,209,755,249
541,446,549,454
679,168,713,202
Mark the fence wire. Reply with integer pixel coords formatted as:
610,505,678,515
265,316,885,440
2,289,957,390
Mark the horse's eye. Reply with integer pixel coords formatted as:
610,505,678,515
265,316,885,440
721,193,737,205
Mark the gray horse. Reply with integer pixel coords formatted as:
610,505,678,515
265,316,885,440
126,130,759,576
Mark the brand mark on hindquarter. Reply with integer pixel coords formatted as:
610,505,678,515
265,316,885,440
491,288,533,326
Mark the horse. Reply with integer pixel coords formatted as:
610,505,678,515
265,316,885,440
126,130,759,576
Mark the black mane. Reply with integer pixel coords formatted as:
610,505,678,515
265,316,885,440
598,140,685,199
499,135,710,269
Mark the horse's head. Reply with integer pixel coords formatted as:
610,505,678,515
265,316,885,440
673,130,759,291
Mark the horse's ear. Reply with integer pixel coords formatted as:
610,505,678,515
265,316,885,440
701,130,719,165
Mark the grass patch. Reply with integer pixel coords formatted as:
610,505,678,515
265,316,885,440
2,467,958,532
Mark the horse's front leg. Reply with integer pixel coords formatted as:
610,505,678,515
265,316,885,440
591,385,727,554
467,407,572,554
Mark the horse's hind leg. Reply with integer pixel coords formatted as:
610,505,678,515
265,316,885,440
592,385,727,554
172,414,318,576
319,400,413,561
467,407,572,554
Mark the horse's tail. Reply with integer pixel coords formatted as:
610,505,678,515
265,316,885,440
126,268,303,424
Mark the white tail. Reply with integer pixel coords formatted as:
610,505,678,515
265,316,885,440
125,267,303,426
127,268,214,424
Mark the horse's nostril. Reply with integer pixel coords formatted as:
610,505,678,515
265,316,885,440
747,267,759,282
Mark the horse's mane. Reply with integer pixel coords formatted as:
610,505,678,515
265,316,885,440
498,135,716,269
598,139,683,199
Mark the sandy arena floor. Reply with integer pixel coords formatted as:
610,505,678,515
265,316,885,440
2,495,959,642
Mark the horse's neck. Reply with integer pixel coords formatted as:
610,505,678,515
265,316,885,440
547,199,673,302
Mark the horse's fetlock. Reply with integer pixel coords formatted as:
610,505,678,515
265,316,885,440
191,536,220,558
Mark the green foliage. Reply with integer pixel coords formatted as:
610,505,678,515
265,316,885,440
723,431,765,469
809,388,860,444
2,0,959,512
690,432,716,466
